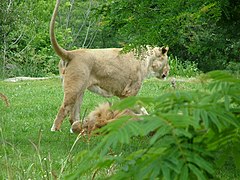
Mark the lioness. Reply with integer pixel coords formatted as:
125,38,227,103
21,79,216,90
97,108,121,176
50,0,170,131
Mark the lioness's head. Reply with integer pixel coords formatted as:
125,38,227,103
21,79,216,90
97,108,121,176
147,46,170,79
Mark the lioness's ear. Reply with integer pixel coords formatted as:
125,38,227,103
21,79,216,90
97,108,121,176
162,47,169,55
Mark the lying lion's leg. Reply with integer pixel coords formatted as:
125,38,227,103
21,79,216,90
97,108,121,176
139,106,149,115
131,104,149,115
93,119,116,130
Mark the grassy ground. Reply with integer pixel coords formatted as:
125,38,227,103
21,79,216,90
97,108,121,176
0,77,239,179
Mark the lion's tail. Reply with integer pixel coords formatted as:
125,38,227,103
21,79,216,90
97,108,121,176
50,0,71,61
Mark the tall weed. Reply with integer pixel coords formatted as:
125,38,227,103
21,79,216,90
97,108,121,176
169,55,200,77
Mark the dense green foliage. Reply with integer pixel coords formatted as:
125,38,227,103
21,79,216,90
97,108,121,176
1,0,56,77
0,0,102,78
0,0,239,78
66,71,240,179
96,0,240,71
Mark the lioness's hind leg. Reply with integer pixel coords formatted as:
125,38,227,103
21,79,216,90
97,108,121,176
51,91,79,131
69,92,84,125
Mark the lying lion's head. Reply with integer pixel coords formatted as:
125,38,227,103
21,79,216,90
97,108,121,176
147,46,170,79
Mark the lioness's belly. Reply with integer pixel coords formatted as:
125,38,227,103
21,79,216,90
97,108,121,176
88,82,141,98
88,85,114,97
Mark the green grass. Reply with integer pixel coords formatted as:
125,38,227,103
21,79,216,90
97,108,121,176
0,77,239,179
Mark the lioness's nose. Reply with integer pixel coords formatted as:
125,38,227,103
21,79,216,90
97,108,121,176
162,74,166,78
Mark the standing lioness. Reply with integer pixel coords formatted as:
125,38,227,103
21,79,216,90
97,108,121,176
50,0,170,131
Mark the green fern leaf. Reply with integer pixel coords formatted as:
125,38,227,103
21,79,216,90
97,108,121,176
179,164,189,180
188,163,207,180
232,143,240,170
161,165,171,180
186,152,214,175
150,125,171,145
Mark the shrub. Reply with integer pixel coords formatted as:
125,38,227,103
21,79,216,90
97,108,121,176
226,62,240,77
169,56,200,77
66,71,240,179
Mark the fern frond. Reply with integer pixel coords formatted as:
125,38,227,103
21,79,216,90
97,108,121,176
207,128,240,150
93,117,143,155
68,70,240,179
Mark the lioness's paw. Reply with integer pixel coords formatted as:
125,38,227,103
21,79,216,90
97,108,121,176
51,125,60,132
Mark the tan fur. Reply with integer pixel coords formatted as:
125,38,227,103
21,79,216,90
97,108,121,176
50,0,170,131
0,93,9,107
71,102,140,135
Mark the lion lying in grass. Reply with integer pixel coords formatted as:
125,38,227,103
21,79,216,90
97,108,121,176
71,102,142,135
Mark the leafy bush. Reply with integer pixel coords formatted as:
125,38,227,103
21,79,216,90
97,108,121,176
66,71,240,179
0,0,57,78
226,62,240,77
96,0,240,72
0,0,107,79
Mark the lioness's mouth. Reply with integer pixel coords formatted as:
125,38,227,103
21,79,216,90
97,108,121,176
155,73,167,79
